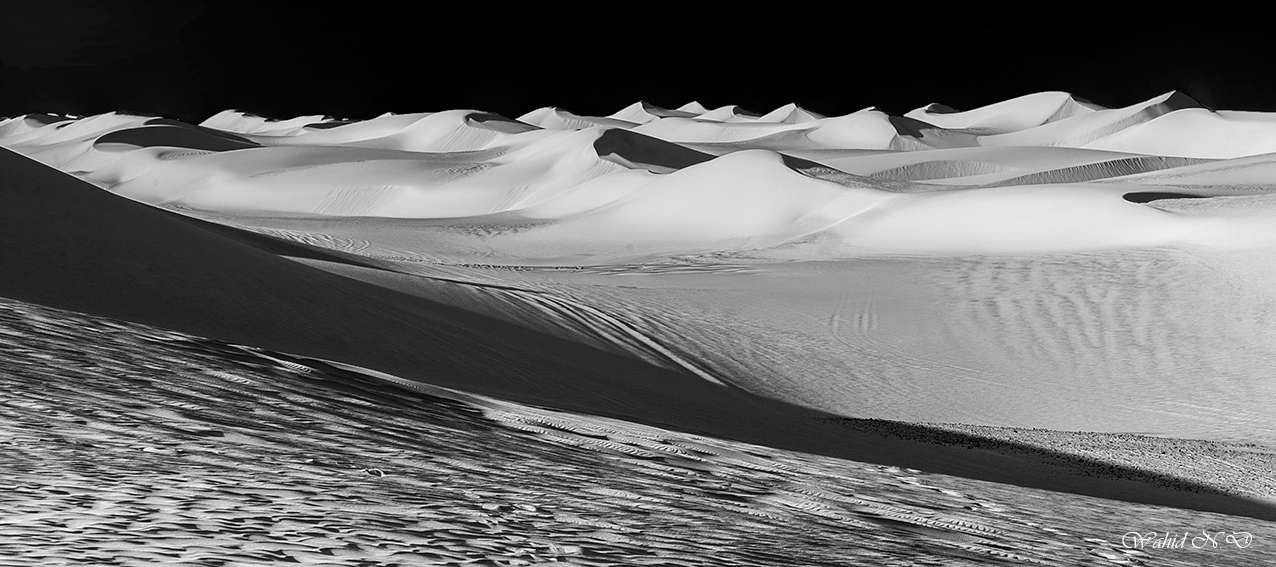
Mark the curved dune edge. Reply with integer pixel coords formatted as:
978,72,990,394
1,147,1275,520
95,124,260,152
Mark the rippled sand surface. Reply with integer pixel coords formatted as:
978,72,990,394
2,297,1272,566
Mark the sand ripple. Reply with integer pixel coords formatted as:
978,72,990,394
1,297,1273,565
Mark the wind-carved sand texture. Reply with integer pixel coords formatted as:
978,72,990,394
2,297,1274,566
3,91,1276,563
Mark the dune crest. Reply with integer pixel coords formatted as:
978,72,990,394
905,91,1106,133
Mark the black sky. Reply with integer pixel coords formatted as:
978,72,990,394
1,3,1270,124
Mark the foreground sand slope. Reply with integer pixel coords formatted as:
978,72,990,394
7,296,1272,565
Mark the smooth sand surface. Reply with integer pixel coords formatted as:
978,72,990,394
5,91,1276,524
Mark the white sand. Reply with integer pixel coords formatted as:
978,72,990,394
5,91,1276,521
904,91,1105,132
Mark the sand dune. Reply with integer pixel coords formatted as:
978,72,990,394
905,91,1107,133
204,109,543,153
1083,108,1276,158
695,104,764,122
12,145,1271,519
593,127,715,172
609,101,701,124
201,109,332,135
519,106,639,130
977,91,1211,151
629,107,905,149
5,91,1276,532
631,113,808,144
757,102,825,124
0,111,156,171
676,101,709,115
95,120,261,152
1108,151,1276,188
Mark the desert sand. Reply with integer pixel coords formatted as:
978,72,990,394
2,91,1275,564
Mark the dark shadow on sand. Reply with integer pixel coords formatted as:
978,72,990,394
922,103,961,115
888,114,939,138
1160,90,1211,113
1123,191,1207,203
822,418,1270,511
305,120,357,130
593,128,715,171
465,112,540,134
23,113,73,127
96,120,260,152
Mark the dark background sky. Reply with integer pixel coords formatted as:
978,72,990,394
1,2,1269,124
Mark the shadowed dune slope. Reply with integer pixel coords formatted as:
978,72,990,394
1122,191,1207,203
593,128,715,171
304,119,357,130
95,124,260,152
2,148,1275,520
25,113,73,126
199,110,331,135
464,112,540,134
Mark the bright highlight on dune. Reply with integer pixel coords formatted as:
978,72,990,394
3,91,1276,564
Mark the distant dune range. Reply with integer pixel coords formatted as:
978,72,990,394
4,91,1276,521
